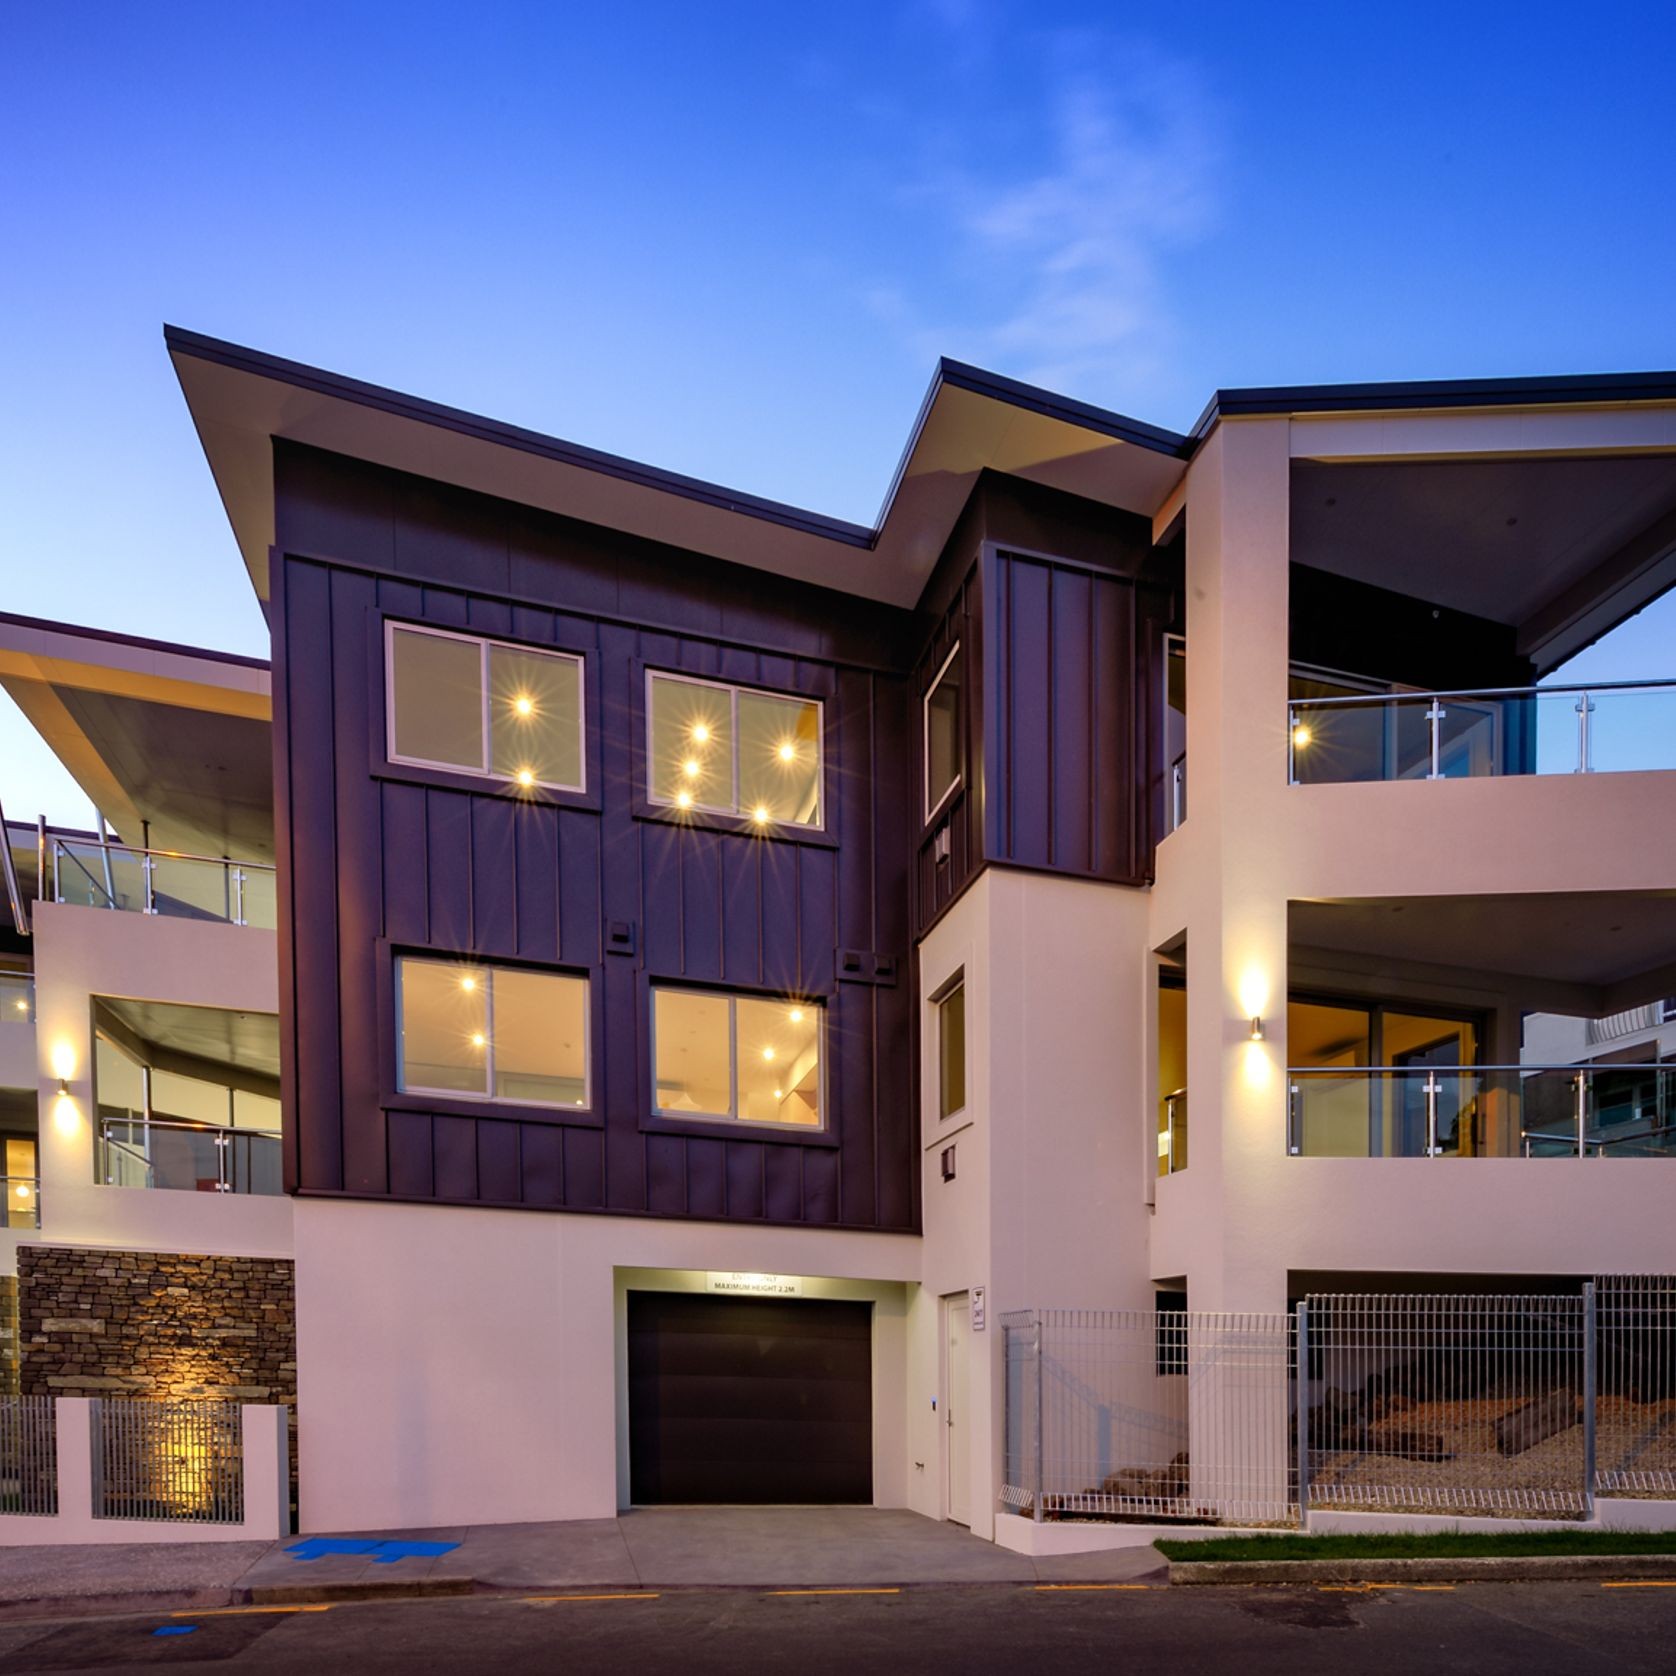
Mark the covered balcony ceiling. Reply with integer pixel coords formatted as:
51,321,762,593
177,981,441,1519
1292,891,1676,1016
0,612,273,861
1291,454,1676,670
95,995,280,1089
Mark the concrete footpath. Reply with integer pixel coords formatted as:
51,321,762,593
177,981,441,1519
0,1510,1168,1619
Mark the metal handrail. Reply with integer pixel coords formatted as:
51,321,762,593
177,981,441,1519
1287,1063,1674,1074
1289,676,1676,708
53,838,274,927
53,838,275,874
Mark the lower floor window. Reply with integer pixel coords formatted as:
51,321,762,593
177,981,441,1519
652,986,822,1128
397,956,589,1107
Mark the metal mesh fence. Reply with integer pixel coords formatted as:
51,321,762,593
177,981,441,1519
92,1400,244,1524
1595,1275,1676,1497
1300,1293,1589,1517
1001,1308,1298,1526
0,1396,57,1516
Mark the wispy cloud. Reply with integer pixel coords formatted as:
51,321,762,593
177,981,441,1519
875,31,1220,405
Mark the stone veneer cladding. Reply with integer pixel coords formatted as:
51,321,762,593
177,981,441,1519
17,1246,295,1404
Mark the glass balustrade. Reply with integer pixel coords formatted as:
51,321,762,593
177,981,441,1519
1286,1064,1676,1158
98,1117,282,1196
53,841,275,930
1289,680,1676,785
0,973,33,1025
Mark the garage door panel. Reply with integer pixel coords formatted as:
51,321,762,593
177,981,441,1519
628,1292,873,1505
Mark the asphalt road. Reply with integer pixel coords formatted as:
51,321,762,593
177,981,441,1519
0,1581,1672,1674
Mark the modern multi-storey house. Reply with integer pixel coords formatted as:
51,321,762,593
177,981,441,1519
3,330,1674,1543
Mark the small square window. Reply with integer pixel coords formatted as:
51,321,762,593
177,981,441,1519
387,624,584,792
647,671,822,828
937,980,965,1120
924,644,963,819
652,985,823,1128
397,956,589,1108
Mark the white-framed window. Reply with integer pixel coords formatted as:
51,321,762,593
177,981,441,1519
386,622,585,792
396,955,590,1108
651,985,824,1129
924,643,963,820
935,974,966,1121
645,670,822,829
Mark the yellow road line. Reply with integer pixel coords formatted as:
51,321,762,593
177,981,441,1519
767,1587,901,1596
522,1593,661,1604
1601,1580,1676,1589
171,1605,333,1617
1320,1583,1455,1593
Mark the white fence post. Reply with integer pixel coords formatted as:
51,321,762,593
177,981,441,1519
241,1405,292,1539
54,1398,95,1525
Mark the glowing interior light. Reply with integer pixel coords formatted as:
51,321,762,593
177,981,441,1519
682,758,701,779
460,976,477,992
774,1088,783,1100
691,722,711,745
13,1185,26,1200
777,741,796,762
1292,724,1312,748
789,1007,805,1023
515,768,536,788
752,805,770,824
470,1032,487,1049
512,695,534,717
11,1000,24,1013
675,789,694,810
762,1047,776,1062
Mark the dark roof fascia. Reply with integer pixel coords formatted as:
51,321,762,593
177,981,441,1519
164,325,878,551
1190,369,1676,445
935,360,1193,457
0,608,268,671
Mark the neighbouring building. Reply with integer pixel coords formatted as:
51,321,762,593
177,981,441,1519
3,331,1675,1541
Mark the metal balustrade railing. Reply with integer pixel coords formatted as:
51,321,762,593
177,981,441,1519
93,1400,244,1525
99,1116,282,1196
1288,678,1676,785
1286,1064,1676,1159
52,839,276,930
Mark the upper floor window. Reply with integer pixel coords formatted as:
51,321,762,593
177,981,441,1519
924,644,962,820
397,955,589,1108
387,623,585,792
652,985,823,1128
646,671,822,829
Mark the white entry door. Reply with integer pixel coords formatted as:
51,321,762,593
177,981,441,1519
944,1293,971,1526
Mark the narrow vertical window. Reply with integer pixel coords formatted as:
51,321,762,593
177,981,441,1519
924,644,963,819
937,978,966,1121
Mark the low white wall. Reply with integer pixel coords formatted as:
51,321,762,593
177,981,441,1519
0,1398,289,1546
994,1513,1267,1554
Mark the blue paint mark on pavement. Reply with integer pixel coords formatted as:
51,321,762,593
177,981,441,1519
153,1625,198,1637
286,1537,461,1564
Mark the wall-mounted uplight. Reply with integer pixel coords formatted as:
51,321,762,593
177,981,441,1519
56,1077,69,1098
1249,1016,1265,1042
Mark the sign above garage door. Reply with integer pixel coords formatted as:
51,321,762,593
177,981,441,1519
705,1271,804,1297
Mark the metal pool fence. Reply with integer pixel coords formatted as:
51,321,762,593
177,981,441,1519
93,1399,244,1524
1003,1279,1676,1528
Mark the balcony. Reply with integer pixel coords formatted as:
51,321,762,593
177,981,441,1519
1288,678,1676,785
99,1115,280,1196
52,839,276,930
1287,1062,1676,1159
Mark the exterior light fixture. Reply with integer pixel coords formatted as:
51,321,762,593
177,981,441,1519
56,1077,70,1097
1250,1016,1264,1042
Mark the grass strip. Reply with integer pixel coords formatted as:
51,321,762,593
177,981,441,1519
1157,1529,1676,1563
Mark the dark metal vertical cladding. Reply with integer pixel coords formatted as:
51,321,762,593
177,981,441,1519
270,441,917,1233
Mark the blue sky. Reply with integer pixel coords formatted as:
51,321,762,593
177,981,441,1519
3,0,1674,824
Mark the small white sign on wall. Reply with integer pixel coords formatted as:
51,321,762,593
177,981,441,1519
972,1287,986,1331
706,1271,804,1298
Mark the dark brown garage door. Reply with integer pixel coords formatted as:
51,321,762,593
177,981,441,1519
627,1292,872,1505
